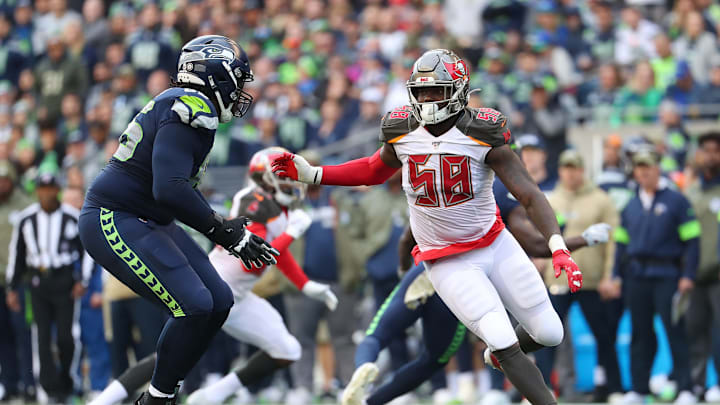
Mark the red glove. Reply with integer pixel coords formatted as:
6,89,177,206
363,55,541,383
552,249,583,293
271,152,298,180
271,153,321,184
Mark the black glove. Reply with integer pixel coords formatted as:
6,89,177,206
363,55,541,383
205,214,279,269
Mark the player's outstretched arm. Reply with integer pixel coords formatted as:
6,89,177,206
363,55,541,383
487,145,583,292
271,144,401,186
507,207,612,257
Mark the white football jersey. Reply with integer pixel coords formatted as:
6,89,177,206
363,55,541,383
380,106,511,261
211,187,288,298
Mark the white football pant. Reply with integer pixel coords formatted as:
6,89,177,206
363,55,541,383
425,229,563,352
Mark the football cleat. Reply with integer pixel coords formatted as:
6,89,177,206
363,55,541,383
457,372,476,403
483,348,503,372
342,363,379,405
134,392,176,405
674,391,698,404
480,389,511,405
432,388,454,405
186,387,220,405
705,386,720,402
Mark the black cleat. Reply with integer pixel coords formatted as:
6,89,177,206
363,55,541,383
134,391,177,405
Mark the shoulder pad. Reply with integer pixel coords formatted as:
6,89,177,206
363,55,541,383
455,107,511,147
380,106,420,143
169,89,219,131
237,189,283,224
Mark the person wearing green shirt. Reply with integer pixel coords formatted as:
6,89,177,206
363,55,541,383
612,61,663,125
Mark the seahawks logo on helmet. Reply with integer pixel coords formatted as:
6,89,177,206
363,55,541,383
198,45,236,61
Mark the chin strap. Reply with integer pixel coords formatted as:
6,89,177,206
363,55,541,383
207,75,233,123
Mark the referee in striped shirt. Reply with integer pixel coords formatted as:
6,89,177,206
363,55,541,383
5,172,92,402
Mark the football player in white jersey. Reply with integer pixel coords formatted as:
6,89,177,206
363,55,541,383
271,49,581,405
88,147,338,405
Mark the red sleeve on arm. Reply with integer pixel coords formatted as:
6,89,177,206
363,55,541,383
321,149,399,186
245,225,300,280
275,250,309,290
246,222,268,239
271,233,294,252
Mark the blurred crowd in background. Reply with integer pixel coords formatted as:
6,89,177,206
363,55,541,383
2,0,720,403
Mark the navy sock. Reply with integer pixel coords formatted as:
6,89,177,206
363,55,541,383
355,336,382,368
456,338,474,372
151,309,229,393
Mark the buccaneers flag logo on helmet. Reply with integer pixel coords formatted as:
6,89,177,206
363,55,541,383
443,60,468,80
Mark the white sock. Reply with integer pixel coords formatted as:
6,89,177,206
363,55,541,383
446,371,458,395
149,384,175,398
204,372,243,403
88,380,129,405
477,369,491,394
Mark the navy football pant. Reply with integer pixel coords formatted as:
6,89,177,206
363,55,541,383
79,207,233,393
626,276,692,394
535,290,622,393
371,277,410,372
356,265,466,405
0,289,19,395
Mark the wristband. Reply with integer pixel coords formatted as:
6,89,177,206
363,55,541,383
548,234,568,253
201,211,225,236
313,167,323,185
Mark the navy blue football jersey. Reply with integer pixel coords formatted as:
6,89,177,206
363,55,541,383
85,87,219,227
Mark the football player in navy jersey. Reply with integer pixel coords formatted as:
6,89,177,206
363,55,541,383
78,35,279,405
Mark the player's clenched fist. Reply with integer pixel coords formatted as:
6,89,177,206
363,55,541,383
271,152,322,184
552,250,583,293
205,214,279,269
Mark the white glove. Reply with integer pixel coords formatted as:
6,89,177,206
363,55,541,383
302,280,338,311
581,223,612,247
285,209,312,239
271,152,323,185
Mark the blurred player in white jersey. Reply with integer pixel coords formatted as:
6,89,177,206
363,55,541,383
89,147,337,405
272,49,581,405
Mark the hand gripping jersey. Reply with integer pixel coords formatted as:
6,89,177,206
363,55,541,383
209,187,291,298
85,87,218,225
380,106,512,263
